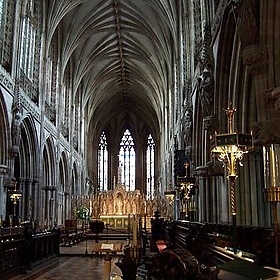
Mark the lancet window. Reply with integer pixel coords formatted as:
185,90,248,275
98,131,108,191
45,35,58,123
146,134,155,199
118,129,135,191
0,0,4,32
19,0,42,103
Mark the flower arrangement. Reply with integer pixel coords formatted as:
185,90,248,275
76,205,90,222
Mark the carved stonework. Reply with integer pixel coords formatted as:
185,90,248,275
183,107,192,147
203,115,219,134
9,107,22,156
272,87,280,113
197,24,214,117
89,185,154,218
207,160,224,177
242,44,268,75
194,166,208,179
252,119,280,145
213,0,231,35
185,145,192,159
236,0,259,49
193,0,203,56
0,164,10,176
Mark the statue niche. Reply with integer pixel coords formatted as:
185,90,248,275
97,184,142,217
115,192,124,215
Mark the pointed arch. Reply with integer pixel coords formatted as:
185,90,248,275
42,136,56,187
0,89,9,167
71,161,79,196
98,130,108,191
13,115,39,221
118,128,135,191
18,115,39,179
58,151,69,194
57,151,69,225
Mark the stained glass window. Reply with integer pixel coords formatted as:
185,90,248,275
146,134,155,199
118,129,135,191
20,16,36,79
98,131,108,191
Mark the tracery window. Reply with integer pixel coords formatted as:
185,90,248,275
19,0,42,103
0,0,15,71
60,64,70,139
0,0,4,31
45,32,58,123
20,13,36,79
118,129,135,191
98,131,108,191
146,134,155,199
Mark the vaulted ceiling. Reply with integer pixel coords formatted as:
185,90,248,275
47,0,179,140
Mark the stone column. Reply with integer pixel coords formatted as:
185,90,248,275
26,178,33,220
32,179,39,227
194,166,208,222
17,178,25,221
135,141,146,193
44,186,51,229
64,191,70,221
272,87,280,114
109,147,119,190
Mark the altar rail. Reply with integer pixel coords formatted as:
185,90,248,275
0,228,60,280
174,221,275,267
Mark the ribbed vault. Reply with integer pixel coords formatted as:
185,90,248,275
46,0,178,140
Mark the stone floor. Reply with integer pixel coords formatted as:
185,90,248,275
10,239,280,280
11,240,123,280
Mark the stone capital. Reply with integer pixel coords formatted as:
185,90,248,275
272,87,280,113
242,44,268,75
252,119,280,145
194,166,208,179
203,115,218,132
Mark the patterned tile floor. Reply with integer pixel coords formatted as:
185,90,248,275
11,240,122,280
34,256,119,280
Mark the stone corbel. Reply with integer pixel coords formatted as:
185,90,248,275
203,115,219,134
271,87,280,113
207,160,224,177
242,44,268,75
252,119,280,145
0,164,10,176
194,166,209,179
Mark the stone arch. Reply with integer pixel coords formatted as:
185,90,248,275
42,137,55,185
0,90,10,224
59,151,69,194
42,136,56,228
11,115,39,222
0,90,9,167
18,116,39,179
58,151,69,225
71,161,79,196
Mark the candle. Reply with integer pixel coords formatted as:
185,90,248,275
270,144,276,187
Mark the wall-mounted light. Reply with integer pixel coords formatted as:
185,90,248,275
210,104,253,253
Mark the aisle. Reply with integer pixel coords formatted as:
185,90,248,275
35,256,119,280
11,240,122,280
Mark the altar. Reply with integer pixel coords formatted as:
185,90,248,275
99,215,132,229
71,184,168,230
